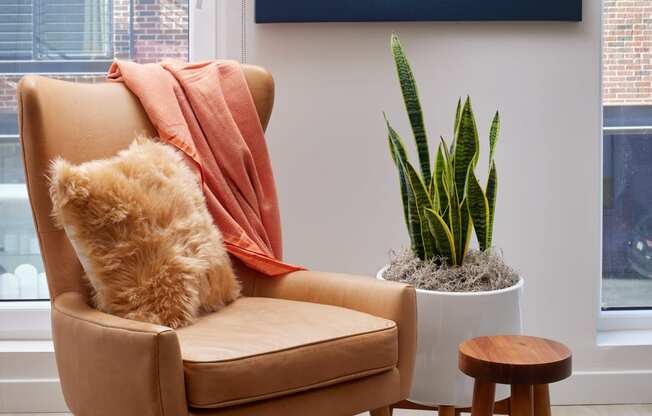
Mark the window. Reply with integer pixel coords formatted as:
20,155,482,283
602,1,652,311
0,0,190,301
1,0,113,61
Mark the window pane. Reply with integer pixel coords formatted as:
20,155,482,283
602,2,652,309
0,0,189,301
35,0,113,60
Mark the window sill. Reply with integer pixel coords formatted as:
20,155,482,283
0,60,113,74
0,339,53,352
0,301,51,340
598,309,652,330
597,329,652,347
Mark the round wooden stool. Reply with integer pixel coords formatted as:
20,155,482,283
459,335,572,416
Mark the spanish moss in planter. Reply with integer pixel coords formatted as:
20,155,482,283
384,248,518,293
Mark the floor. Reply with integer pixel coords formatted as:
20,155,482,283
389,407,652,416
6,406,652,416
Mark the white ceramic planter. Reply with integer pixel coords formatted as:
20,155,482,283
377,266,523,407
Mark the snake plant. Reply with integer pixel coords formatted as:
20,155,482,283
385,33,500,266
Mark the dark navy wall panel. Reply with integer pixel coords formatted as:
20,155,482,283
255,0,582,23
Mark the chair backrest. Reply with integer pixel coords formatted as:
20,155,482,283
17,64,275,300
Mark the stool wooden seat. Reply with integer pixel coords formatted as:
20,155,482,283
459,336,572,416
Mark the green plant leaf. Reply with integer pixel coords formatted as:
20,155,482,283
489,111,500,168
388,136,410,232
448,182,463,265
434,143,448,215
453,97,480,198
429,165,439,212
385,113,409,163
391,33,431,184
402,160,436,260
459,199,472,263
385,115,410,232
440,136,457,201
425,208,457,265
439,137,454,180
466,166,490,252
454,97,462,138
386,115,428,259
486,161,498,249
399,160,425,259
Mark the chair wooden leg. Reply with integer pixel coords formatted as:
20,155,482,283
471,379,496,416
511,385,534,416
533,384,551,416
370,406,392,416
439,405,456,416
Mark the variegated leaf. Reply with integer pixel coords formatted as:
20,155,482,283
425,208,457,265
489,111,500,168
403,160,436,260
486,161,498,249
400,160,425,259
453,97,480,198
448,177,463,265
459,199,472,263
434,144,448,215
454,97,462,138
386,116,410,231
466,166,491,252
386,116,428,259
391,33,431,184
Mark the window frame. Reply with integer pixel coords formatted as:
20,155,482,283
0,0,219,340
0,61,115,74
599,1,652,333
598,308,652,332
599,116,652,334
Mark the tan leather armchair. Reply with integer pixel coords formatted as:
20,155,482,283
17,65,416,416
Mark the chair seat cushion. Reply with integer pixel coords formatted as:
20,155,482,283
176,297,398,409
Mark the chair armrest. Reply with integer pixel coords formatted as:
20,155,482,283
253,270,417,398
52,292,188,416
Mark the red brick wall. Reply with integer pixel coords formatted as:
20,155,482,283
0,0,189,113
603,0,652,105
131,0,189,63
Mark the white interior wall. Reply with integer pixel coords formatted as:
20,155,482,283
229,0,652,404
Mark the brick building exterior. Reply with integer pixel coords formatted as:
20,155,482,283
604,0,652,105
0,0,189,112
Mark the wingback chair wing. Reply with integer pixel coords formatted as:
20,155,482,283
17,64,416,416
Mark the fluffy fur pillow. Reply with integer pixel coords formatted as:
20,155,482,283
49,138,240,328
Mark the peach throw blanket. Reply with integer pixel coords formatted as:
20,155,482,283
108,60,302,276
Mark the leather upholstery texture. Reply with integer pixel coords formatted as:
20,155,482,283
177,297,398,408
253,270,417,399
52,291,189,416
17,66,417,416
190,369,402,416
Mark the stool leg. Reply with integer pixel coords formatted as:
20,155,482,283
439,405,456,416
370,406,392,416
533,384,551,416
471,379,496,416
511,384,534,416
